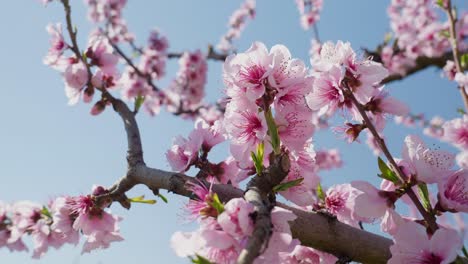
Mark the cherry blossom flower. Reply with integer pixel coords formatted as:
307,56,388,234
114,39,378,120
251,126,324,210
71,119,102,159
223,42,272,101
424,116,445,139
43,23,68,69
388,221,462,264
64,62,89,105
166,135,201,172
442,115,468,150
438,169,468,213
402,135,455,183
218,198,254,239
348,181,390,221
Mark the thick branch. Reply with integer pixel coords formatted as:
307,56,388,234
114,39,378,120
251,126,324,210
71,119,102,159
109,98,144,166
99,165,392,263
380,52,452,84
237,152,291,264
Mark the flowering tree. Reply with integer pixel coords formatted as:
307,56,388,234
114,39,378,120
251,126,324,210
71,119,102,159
1,0,468,263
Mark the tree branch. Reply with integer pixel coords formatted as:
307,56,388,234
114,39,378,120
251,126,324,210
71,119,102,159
343,85,439,233
167,45,228,61
237,152,291,264
380,52,452,84
92,73,393,263
443,0,468,111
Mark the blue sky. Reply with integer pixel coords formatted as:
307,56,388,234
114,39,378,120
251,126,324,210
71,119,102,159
0,1,466,263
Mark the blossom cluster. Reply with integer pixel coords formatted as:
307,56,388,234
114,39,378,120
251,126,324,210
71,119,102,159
294,0,324,30
171,183,337,264
307,40,409,143
381,0,468,76
166,50,208,115
0,186,122,258
85,0,134,43
217,0,256,52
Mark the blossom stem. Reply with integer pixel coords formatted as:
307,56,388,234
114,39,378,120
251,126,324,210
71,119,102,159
264,107,281,154
60,0,93,86
343,85,439,233
443,0,468,111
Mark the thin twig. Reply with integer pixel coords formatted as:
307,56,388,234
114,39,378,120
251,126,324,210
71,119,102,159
343,85,439,233
444,0,468,111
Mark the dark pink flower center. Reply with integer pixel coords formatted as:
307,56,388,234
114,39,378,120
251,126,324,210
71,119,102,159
444,173,468,205
421,252,442,264
236,112,263,142
239,64,266,85
325,192,346,214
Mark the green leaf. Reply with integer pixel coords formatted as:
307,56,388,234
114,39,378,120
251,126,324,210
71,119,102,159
134,95,145,112
190,255,214,264
439,29,450,38
417,183,432,212
377,157,399,183
40,206,52,219
316,182,325,201
273,178,304,193
264,108,281,154
158,193,168,203
209,193,224,215
435,0,444,7
384,32,393,45
251,142,265,175
460,53,468,69
457,108,467,115
128,195,157,205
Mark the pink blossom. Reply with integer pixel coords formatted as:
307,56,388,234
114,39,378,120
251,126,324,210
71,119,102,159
168,50,207,111
166,135,200,172
119,69,152,100
275,105,314,152
43,23,68,69
280,244,337,264
315,149,342,171
225,99,269,167
64,62,89,105
306,65,346,116
189,119,226,152
223,42,272,101
424,116,445,139
454,72,468,92
325,184,357,225
388,221,462,264
279,155,319,206
442,115,468,150
456,151,468,169
67,194,123,253
218,156,251,187
348,181,389,221
438,169,468,213
217,0,255,52
217,198,254,239
365,132,383,156
295,0,323,30
443,60,457,80
0,202,28,252
402,135,455,183
268,45,308,90
255,207,297,263
50,197,79,245
86,35,119,75
380,208,405,236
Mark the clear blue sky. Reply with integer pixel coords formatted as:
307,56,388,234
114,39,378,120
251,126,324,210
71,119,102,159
0,1,466,263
